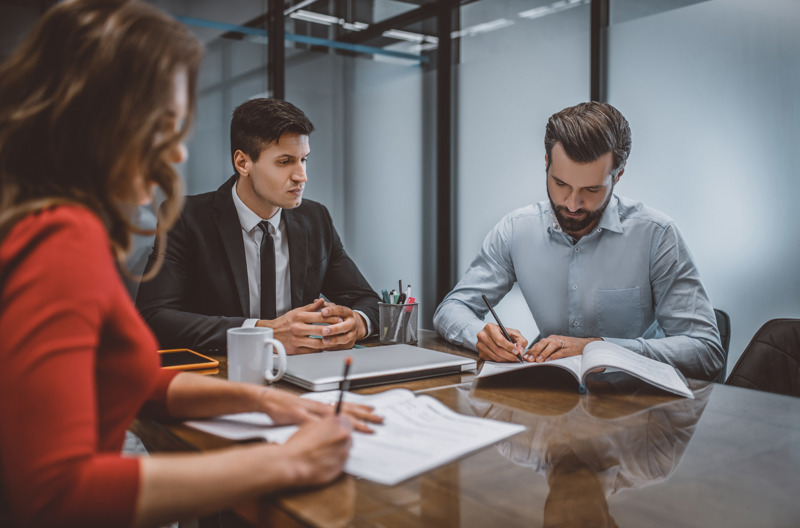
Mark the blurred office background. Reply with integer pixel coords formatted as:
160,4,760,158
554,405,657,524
2,0,799,379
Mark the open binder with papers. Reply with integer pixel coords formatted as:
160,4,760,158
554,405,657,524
476,340,694,399
185,389,526,486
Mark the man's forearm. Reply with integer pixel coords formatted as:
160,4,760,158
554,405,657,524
433,299,486,352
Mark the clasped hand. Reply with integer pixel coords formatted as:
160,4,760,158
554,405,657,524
257,298,367,355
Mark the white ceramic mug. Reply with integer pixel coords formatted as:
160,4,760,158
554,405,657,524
227,327,287,384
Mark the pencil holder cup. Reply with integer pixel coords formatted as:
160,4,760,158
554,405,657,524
378,302,419,345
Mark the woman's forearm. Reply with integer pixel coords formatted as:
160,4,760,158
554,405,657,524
133,443,293,528
133,416,352,528
165,372,265,419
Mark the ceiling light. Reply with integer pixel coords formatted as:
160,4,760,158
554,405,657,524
519,0,587,20
290,10,341,25
451,18,514,39
284,0,318,16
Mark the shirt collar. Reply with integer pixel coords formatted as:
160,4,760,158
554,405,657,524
547,207,562,233
232,180,282,234
546,194,623,236
596,194,623,234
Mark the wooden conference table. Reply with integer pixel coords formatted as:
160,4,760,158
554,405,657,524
132,330,800,528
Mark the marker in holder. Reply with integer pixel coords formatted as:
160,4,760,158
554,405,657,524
378,302,419,345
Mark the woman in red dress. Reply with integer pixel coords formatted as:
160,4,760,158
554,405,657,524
0,2,377,527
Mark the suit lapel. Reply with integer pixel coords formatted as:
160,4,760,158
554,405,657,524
213,175,250,317
284,209,308,308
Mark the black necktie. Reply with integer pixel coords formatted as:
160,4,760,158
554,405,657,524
257,221,276,320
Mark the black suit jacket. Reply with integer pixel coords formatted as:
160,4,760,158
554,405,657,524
136,175,380,353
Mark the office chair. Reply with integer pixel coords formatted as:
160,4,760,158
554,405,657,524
725,319,800,397
714,309,731,383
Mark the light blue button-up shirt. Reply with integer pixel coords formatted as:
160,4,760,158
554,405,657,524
433,195,724,380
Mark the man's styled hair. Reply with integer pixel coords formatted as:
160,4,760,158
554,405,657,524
230,98,315,170
544,102,632,176
0,0,203,273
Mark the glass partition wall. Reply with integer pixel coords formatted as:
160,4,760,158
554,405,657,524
607,0,800,376
3,0,790,374
285,1,438,325
142,0,440,323
455,0,591,342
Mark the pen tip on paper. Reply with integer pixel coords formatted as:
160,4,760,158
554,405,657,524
345,356,353,366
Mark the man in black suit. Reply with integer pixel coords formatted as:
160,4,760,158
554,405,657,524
136,98,380,354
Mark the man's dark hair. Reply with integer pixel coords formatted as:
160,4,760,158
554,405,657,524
230,98,314,170
544,102,631,175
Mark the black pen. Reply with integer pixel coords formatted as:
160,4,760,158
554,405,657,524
481,294,524,363
335,356,353,414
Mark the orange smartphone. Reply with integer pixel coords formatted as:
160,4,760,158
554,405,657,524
158,348,219,371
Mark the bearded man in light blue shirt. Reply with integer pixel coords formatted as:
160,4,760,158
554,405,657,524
433,102,724,381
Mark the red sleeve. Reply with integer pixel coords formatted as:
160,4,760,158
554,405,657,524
0,208,139,528
139,368,180,420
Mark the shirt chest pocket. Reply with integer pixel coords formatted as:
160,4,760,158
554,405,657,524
595,287,642,338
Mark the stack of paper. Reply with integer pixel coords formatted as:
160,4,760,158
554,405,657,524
185,389,526,486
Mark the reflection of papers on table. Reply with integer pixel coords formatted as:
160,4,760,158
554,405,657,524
185,389,525,486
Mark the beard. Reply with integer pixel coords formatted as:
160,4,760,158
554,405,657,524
548,184,614,236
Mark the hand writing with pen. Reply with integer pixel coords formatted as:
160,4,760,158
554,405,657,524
477,327,602,364
479,295,602,363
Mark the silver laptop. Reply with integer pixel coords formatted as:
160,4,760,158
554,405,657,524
283,344,477,391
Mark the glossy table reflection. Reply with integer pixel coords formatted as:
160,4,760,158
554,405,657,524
132,331,800,527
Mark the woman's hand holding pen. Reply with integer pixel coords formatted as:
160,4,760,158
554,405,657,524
476,324,529,362
280,416,353,487
256,387,383,433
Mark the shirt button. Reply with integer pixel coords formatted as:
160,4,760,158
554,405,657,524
573,320,580,327
575,247,580,252
572,284,578,290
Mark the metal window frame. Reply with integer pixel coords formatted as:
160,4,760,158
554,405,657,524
591,0,609,102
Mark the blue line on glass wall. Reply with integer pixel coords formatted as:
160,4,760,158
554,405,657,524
174,15,429,64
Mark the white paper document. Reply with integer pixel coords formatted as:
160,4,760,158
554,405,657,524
185,389,526,486
477,355,583,380
476,341,694,399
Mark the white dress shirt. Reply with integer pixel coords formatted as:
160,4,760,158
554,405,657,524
232,183,291,326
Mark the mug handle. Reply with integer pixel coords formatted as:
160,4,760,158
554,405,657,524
263,338,287,382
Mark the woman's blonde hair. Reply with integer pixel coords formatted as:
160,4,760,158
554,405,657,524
0,0,202,277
